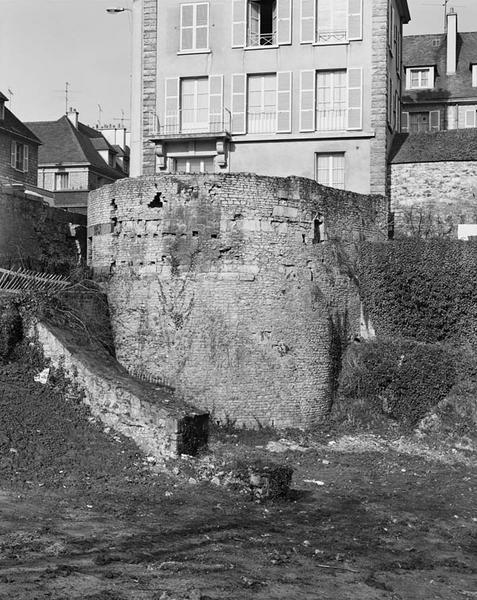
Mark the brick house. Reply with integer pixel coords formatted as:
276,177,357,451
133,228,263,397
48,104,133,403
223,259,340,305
26,110,129,215
130,0,410,196
0,91,42,189
402,9,477,132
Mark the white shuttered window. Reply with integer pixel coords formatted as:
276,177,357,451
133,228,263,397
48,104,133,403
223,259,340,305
276,71,292,132
316,153,345,189
231,74,247,133
299,70,316,131
180,3,209,52
247,74,277,133
347,67,363,130
302,0,363,44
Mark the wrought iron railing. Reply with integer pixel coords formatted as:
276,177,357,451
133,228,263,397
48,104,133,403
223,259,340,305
153,108,231,137
316,109,347,131
247,111,277,134
247,31,276,47
316,29,347,44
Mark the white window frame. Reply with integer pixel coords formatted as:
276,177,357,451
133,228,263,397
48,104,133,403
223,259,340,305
179,2,210,53
55,172,69,191
10,141,29,173
315,0,348,45
406,67,434,90
315,152,345,190
247,73,277,133
245,0,279,48
472,64,477,87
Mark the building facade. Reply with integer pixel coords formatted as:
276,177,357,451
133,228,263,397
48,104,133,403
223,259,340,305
402,10,477,133
0,92,42,189
132,0,410,195
26,110,129,215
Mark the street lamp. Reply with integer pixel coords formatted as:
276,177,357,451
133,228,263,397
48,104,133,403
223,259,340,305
106,0,142,177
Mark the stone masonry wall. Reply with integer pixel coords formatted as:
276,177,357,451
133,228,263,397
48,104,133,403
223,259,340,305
390,161,477,238
35,322,208,458
370,0,389,196
0,186,86,269
142,0,158,175
88,174,387,429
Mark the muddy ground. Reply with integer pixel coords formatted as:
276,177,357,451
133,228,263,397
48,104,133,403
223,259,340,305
0,358,476,599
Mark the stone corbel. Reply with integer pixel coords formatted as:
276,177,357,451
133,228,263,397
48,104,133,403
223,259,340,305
216,139,227,168
154,142,166,169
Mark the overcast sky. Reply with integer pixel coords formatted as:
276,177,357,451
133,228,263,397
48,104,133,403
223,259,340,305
1,0,477,127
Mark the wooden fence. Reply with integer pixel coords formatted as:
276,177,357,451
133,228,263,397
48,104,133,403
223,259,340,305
0,268,70,294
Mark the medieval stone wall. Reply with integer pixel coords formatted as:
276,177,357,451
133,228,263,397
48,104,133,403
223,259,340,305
0,186,86,269
390,161,477,238
88,174,387,428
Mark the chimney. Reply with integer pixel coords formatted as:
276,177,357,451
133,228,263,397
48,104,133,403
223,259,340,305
446,8,458,74
67,107,79,128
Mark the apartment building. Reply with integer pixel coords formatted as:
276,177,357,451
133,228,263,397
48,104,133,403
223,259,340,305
132,0,410,194
26,110,129,214
402,9,477,133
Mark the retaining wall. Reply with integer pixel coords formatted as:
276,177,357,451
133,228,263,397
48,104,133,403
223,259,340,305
35,322,208,458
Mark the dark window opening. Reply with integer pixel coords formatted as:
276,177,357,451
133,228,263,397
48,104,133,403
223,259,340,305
313,217,325,244
248,0,277,46
148,192,163,208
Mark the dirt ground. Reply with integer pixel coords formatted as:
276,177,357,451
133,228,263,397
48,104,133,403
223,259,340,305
0,358,476,599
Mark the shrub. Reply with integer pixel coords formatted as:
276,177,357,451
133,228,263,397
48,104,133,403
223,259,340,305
0,300,23,362
338,338,457,427
357,239,477,344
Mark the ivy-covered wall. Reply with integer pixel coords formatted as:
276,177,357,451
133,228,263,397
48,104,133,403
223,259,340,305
357,239,477,344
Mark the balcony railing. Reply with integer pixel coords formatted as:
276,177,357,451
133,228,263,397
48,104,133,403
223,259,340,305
247,31,276,47
316,108,346,131
153,108,231,137
316,29,347,44
247,111,277,134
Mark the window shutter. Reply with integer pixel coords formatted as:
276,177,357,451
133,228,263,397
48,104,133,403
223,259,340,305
209,75,224,129
464,109,475,129
348,0,362,41
10,141,16,168
347,67,363,130
299,70,315,132
277,0,292,45
23,145,29,172
430,110,441,131
401,111,409,133
276,71,292,133
300,0,315,43
165,78,180,133
231,73,247,134
232,0,246,47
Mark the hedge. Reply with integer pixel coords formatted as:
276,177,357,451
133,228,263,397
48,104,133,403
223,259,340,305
339,338,457,426
357,239,477,343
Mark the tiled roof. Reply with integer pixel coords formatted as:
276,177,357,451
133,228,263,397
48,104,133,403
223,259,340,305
403,31,477,103
25,116,125,179
390,128,477,163
0,107,42,145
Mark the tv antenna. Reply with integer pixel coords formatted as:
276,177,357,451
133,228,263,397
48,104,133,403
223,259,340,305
112,109,131,128
7,88,14,108
98,104,103,127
